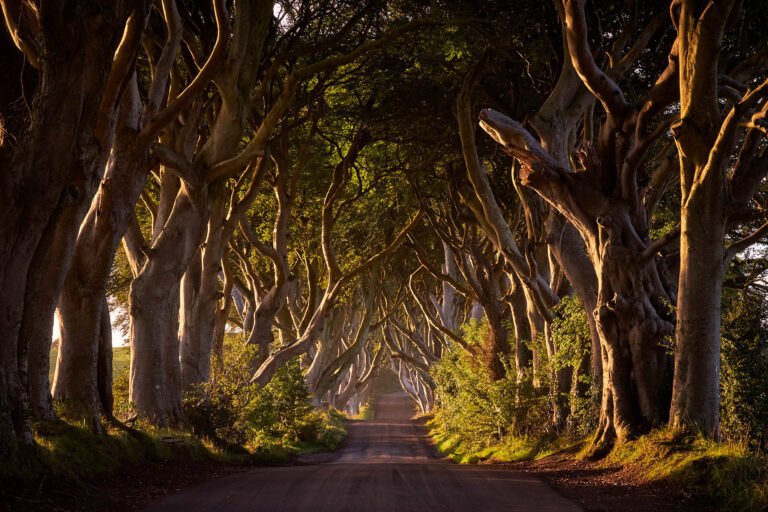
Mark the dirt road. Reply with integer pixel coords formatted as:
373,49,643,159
142,393,581,512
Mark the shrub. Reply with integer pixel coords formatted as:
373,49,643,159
431,298,597,456
721,290,768,448
550,295,597,438
183,337,343,454
431,319,550,451
245,358,322,446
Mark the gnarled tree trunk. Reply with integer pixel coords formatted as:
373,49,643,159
130,183,207,425
0,0,131,453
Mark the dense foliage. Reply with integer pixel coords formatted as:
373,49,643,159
432,298,598,451
183,339,345,455
721,290,768,448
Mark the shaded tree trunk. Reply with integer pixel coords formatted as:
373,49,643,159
180,190,226,389
0,0,131,454
669,0,743,437
130,184,207,425
54,76,150,424
671,202,725,436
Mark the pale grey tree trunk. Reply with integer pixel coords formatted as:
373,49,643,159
670,207,725,436
130,184,207,425
54,76,147,424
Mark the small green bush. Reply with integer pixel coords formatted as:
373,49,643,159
432,300,596,456
431,319,551,452
183,338,345,455
550,295,597,438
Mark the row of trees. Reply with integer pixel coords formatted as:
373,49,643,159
1,0,767,458
0,0,438,454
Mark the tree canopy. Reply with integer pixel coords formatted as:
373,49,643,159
1,0,768,473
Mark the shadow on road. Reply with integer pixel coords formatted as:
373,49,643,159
141,392,581,512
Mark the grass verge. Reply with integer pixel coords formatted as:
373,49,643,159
428,410,768,511
606,429,768,511
2,407,347,492
1,419,243,489
426,411,580,464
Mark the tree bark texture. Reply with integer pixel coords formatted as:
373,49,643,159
0,0,131,454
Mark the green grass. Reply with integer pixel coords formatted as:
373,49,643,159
428,409,768,511
427,414,579,464
3,406,346,487
1,419,241,487
8,347,349,484
606,429,768,511
49,345,131,379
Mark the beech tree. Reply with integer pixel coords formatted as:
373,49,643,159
477,0,768,447
0,0,134,454
3,0,768,470
54,0,232,429
670,0,768,437
477,0,681,450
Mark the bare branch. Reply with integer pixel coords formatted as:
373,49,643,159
691,77,768,198
408,268,470,351
459,84,556,320
96,5,149,141
640,226,680,263
408,238,475,298
1,0,41,67
726,220,768,263
140,0,229,142
563,0,629,119
151,143,202,187
610,12,668,80
143,0,182,123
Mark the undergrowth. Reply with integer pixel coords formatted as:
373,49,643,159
2,338,349,489
427,412,580,464
607,429,768,511
1,419,235,489
352,402,375,421
428,413,768,511
428,308,768,511
182,340,347,460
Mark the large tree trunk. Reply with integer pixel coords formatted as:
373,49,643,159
670,200,725,436
587,209,673,451
245,285,288,368
667,0,739,439
180,190,226,389
27,210,90,421
96,298,114,417
53,294,115,430
482,299,509,381
305,307,342,393
177,0,275,388
507,282,533,376
130,185,207,425
480,110,676,452
0,1,130,454
54,78,148,424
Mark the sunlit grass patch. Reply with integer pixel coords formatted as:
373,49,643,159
0,416,247,490
427,411,582,464
351,402,375,421
606,429,768,511
428,406,768,510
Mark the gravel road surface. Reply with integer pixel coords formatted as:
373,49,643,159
142,393,582,512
